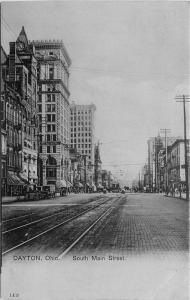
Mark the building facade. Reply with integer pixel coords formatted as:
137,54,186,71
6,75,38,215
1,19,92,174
70,102,96,187
32,39,71,189
1,27,38,195
167,139,190,192
147,135,181,191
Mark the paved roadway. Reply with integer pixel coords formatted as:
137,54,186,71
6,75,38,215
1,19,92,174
2,192,189,300
2,192,188,256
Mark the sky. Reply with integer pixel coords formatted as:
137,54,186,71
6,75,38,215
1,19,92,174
2,1,189,184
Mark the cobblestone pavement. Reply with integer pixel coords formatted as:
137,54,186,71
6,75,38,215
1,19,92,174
70,193,189,255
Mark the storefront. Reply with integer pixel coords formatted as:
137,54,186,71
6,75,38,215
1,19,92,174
7,171,26,196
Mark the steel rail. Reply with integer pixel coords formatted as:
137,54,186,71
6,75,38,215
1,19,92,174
58,207,113,259
2,196,108,234
2,197,114,255
2,212,36,223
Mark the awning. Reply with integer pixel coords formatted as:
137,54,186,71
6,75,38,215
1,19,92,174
57,179,67,188
86,183,91,187
78,182,83,187
7,172,25,186
19,173,29,184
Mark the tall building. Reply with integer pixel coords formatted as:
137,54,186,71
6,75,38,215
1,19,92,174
70,102,96,186
32,39,71,188
15,27,38,187
1,27,38,195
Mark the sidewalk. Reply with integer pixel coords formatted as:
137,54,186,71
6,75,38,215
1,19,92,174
164,193,188,200
2,193,97,204
2,196,20,203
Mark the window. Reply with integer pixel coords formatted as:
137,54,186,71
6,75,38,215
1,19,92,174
52,125,56,132
52,94,55,102
46,94,51,102
47,114,51,122
53,134,56,141
52,104,55,112
38,104,42,112
53,146,56,153
47,125,51,132
49,65,54,79
46,104,51,112
47,134,51,141
39,146,42,153
47,146,51,153
52,114,56,122
38,94,42,102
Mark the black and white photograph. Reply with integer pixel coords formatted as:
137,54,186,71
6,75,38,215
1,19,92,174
0,1,189,300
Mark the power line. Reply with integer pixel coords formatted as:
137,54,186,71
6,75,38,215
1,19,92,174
2,17,18,39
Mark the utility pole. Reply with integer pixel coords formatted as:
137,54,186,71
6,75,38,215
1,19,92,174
175,95,190,200
160,128,171,194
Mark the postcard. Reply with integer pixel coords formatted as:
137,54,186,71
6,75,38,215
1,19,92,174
1,1,189,300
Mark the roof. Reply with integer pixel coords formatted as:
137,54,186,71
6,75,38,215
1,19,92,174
16,26,29,48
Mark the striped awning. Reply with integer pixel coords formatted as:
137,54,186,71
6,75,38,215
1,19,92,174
7,172,25,186
57,179,67,188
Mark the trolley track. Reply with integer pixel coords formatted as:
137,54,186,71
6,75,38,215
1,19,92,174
2,195,122,255
2,195,110,233
58,207,113,258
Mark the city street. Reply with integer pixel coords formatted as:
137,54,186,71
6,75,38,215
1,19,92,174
2,192,188,258
2,192,189,300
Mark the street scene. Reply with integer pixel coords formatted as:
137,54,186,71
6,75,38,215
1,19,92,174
1,1,190,300
2,193,188,257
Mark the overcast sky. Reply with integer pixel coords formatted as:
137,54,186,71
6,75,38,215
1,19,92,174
2,1,189,183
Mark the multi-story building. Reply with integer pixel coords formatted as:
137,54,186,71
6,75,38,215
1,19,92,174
1,47,8,196
147,134,181,190
70,102,96,187
167,139,190,191
14,27,38,187
32,39,71,189
1,27,38,195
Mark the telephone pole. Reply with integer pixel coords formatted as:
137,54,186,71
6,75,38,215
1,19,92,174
160,128,171,193
175,95,190,200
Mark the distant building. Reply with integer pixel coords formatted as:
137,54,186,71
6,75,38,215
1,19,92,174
167,139,190,191
147,134,181,190
70,102,96,187
32,39,71,189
